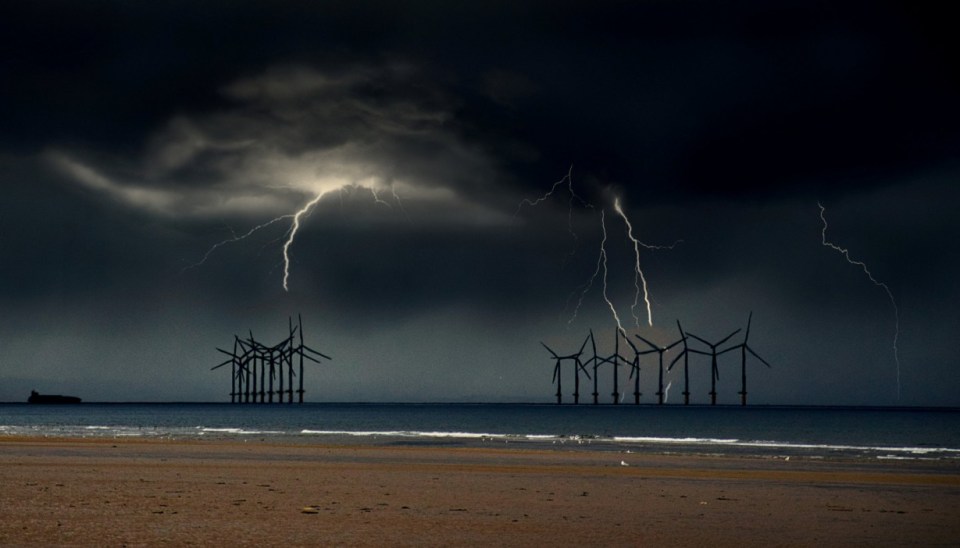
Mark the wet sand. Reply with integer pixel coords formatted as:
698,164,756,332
1,436,958,546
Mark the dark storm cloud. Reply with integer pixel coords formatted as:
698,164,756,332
1,2,958,404
6,1,957,201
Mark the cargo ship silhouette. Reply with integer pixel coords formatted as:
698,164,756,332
28,390,82,404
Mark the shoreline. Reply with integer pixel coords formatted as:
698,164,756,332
2,436,958,546
4,429,960,463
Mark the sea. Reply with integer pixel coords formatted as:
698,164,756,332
2,403,959,461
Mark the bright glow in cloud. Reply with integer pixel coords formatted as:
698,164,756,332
46,63,518,291
45,152,179,213
47,64,504,220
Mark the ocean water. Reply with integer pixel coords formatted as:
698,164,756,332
2,403,959,461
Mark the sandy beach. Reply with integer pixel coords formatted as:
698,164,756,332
1,436,957,547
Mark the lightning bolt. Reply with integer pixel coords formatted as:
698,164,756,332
613,197,682,327
569,211,627,336
369,187,392,208
613,197,653,327
180,215,294,273
281,192,328,292
664,380,672,404
187,182,404,292
514,165,590,214
819,202,902,400
515,166,593,257
517,170,677,334
390,184,412,223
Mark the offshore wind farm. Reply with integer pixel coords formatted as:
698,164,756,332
542,314,770,406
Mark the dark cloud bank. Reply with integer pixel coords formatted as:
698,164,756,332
1,1,958,405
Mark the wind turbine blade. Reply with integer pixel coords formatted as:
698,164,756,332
745,311,753,343
747,346,772,368
685,332,711,347
668,351,684,370
211,359,233,371
540,342,560,359
577,359,592,379
718,344,741,356
594,354,612,367
578,335,590,356
665,337,685,350
302,346,332,360
216,348,236,357
588,329,601,366
634,334,659,351
622,335,639,354
716,329,742,347
552,363,559,383
301,353,322,364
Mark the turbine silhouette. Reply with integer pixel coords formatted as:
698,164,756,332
621,333,656,404
668,320,694,405
635,332,686,405
542,334,593,404
684,328,741,406
718,312,771,406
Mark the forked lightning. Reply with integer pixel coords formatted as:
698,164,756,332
819,202,902,399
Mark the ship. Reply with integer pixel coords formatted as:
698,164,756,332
28,390,82,404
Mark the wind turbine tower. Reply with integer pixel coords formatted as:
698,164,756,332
668,321,694,405
621,334,655,404
605,328,632,404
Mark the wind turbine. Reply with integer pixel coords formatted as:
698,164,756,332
243,330,266,403
589,329,602,404
212,337,241,403
541,334,592,404
267,323,297,403
685,328,742,405
635,332,686,405
718,312,771,406
595,328,632,404
293,315,332,403
586,329,628,404
621,335,656,404
213,334,257,403
667,321,694,405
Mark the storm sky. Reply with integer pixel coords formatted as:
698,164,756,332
2,1,958,405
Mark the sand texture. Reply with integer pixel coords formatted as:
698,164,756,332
1,437,958,546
